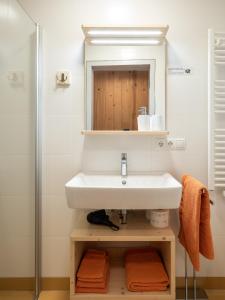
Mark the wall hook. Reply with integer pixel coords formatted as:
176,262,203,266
56,71,71,86
60,73,68,82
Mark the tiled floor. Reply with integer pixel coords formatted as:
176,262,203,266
0,291,34,300
206,290,225,300
39,290,225,299
39,291,69,300
1,290,225,300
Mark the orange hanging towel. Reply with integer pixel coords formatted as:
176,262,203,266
178,175,214,271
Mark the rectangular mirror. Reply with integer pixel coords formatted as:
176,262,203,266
84,27,167,131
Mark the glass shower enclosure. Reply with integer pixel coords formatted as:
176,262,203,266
0,1,41,299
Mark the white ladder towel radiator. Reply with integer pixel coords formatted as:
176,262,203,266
208,29,225,193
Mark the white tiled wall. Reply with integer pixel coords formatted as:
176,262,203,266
82,136,171,173
19,0,225,278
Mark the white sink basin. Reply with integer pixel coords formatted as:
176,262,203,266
65,172,182,210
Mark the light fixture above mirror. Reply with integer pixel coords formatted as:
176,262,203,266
82,25,169,46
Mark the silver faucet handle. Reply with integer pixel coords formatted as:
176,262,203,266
121,153,127,160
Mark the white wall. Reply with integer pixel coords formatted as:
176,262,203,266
19,0,225,278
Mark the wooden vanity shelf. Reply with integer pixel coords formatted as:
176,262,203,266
70,213,175,300
81,130,169,136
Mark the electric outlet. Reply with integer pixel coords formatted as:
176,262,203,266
151,138,167,150
167,138,186,150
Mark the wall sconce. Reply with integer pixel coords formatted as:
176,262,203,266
82,25,169,46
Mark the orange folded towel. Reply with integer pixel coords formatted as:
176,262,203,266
76,286,108,294
77,257,109,288
125,247,169,292
76,261,110,293
178,175,214,271
76,249,109,294
77,249,108,282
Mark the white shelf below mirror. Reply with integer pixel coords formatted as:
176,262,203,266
81,130,169,136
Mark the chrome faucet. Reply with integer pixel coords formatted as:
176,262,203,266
121,153,127,178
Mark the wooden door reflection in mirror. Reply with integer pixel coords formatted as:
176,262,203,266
93,69,149,130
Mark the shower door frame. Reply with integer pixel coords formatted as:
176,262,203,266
1,1,42,298
34,23,42,300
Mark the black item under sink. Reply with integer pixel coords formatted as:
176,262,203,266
87,210,120,231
